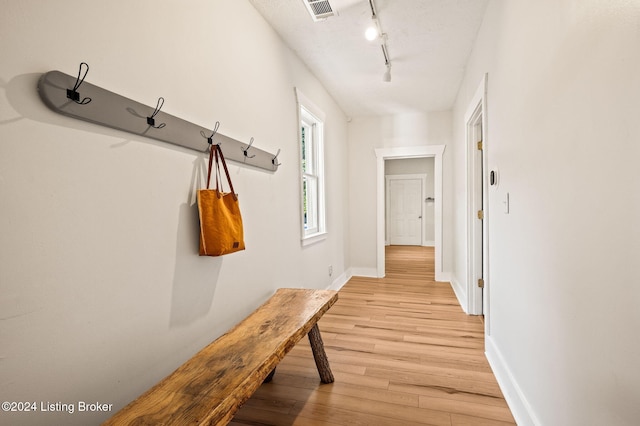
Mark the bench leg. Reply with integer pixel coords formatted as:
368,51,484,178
263,368,276,383
308,323,334,383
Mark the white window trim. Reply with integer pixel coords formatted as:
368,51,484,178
295,88,327,246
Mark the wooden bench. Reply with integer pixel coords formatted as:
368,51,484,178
103,288,338,425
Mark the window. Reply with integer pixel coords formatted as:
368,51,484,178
297,90,326,244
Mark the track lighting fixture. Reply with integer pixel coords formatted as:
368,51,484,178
381,43,391,82
365,0,392,82
365,0,380,41
365,24,379,41
383,64,391,82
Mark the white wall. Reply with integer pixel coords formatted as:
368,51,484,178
385,158,435,244
0,1,349,425
348,111,452,275
452,1,640,424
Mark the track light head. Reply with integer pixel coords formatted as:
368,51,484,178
365,25,378,41
383,65,391,82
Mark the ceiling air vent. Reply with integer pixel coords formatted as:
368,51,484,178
302,0,335,21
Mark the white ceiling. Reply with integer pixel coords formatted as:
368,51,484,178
248,0,489,117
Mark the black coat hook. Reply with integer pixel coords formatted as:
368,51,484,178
147,97,166,129
67,62,92,105
272,149,282,166
200,121,221,147
242,137,256,159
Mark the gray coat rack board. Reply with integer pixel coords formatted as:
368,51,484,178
37,69,280,172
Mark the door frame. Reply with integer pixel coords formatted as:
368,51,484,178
385,174,427,246
465,74,490,322
375,145,446,281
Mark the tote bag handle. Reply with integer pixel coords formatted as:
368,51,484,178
205,145,237,200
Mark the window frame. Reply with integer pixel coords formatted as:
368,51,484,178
296,89,326,245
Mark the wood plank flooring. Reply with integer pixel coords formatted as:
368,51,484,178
231,246,515,426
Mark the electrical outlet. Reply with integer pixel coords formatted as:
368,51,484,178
328,265,333,277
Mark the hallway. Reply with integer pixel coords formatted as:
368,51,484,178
231,246,515,425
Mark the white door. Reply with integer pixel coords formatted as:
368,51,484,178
466,83,487,317
388,178,422,245
473,129,484,313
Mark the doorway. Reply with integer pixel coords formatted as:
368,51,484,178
386,175,426,246
468,106,484,316
465,74,489,323
374,145,446,281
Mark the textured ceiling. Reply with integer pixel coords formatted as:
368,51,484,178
248,0,489,117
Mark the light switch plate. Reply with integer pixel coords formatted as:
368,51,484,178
504,192,510,214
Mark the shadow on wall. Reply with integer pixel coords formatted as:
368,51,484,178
0,77,24,125
4,73,125,135
170,156,222,327
3,72,214,153
170,202,222,326
4,71,224,327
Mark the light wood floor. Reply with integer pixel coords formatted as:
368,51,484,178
231,246,515,426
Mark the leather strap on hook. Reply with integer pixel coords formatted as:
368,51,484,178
206,143,234,197
206,138,215,190
204,145,236,200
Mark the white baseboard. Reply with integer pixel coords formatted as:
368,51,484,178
449,275,468,314
423,240,435,247
350,267,378,278
485,336,539,426
327,268,352,291
436,271,451,283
